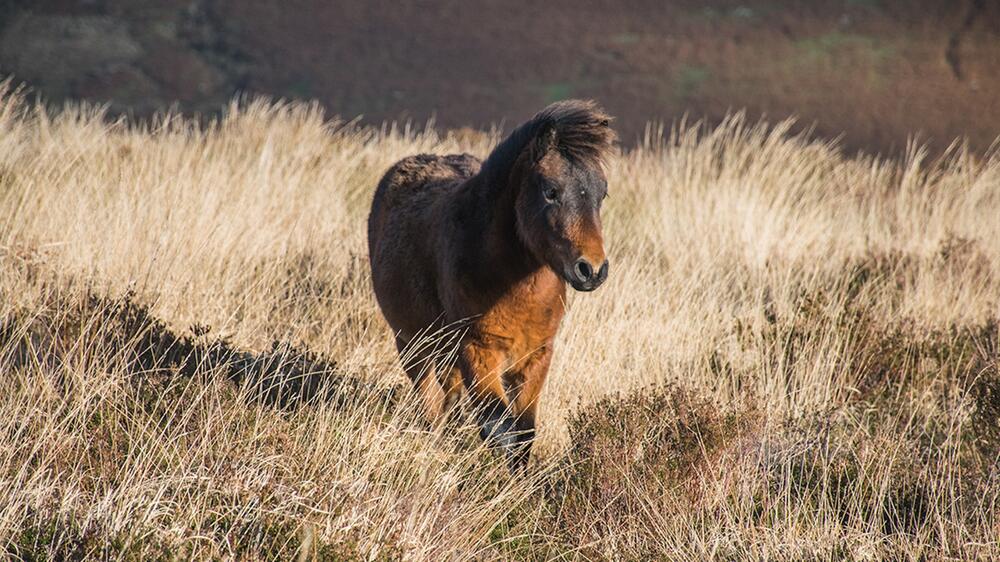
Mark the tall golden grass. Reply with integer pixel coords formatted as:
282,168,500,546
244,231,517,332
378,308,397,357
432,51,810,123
1,85,998,559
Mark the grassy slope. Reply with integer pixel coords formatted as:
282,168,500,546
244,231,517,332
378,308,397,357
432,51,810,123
1,89,999,559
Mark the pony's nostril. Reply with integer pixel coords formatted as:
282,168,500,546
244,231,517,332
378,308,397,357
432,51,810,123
574,260,594,281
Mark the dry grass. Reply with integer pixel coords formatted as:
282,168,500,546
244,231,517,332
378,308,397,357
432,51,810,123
1,85,999,560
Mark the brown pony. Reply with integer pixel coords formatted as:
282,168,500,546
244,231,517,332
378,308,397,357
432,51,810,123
367,100,615,470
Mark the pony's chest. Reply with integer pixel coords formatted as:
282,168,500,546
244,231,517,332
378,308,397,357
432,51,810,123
474,280,565,358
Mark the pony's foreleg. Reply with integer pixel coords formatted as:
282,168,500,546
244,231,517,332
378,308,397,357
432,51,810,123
438,365,465,419
507,347,553,471
459,343,519,459
396,337,446,426
413,367,446,426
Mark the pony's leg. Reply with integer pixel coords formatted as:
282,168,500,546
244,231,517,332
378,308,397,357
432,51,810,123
459,342,518,456
507,347,554,471
438,365,465,419
396,337,445,426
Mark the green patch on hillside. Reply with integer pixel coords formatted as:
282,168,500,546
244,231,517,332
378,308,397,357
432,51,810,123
673,64,710,99
795,32,895,64
610,31,641,45
540,82,576,104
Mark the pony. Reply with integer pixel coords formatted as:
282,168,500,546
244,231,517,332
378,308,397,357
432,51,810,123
367,100,615,470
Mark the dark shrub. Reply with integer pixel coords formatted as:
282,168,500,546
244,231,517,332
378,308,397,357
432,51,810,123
545,386,756,557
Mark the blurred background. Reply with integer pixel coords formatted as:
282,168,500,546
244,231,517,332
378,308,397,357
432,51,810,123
0,0,997,155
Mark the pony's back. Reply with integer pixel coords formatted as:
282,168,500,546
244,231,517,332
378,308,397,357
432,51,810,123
367,152,480,341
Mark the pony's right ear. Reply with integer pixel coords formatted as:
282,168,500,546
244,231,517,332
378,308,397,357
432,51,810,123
531,122,558,162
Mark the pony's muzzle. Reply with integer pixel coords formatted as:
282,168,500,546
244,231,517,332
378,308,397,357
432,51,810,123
569,258,609,291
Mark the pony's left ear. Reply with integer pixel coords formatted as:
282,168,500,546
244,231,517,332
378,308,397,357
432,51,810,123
531,123,558,162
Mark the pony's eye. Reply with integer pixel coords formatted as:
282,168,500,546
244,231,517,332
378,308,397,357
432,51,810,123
543,186,558,203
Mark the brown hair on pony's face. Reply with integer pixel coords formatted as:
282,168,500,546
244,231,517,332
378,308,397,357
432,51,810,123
515,126,610,292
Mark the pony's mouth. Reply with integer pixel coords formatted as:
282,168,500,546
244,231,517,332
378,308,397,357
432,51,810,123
568,278,605,292
570,280,600,292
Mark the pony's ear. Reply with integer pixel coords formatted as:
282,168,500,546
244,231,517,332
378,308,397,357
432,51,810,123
531,123,558,161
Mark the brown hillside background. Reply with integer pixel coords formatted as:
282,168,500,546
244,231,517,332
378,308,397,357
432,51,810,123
1,0,998,155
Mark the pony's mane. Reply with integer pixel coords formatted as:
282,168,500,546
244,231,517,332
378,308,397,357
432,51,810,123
479,100,615,184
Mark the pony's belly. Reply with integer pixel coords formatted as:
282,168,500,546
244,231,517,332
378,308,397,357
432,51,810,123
371,266,444,342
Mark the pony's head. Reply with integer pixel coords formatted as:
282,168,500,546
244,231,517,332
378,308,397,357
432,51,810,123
511,100,616,291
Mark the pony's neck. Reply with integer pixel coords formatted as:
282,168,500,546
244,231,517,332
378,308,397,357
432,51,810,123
464,162,544,286
463,116,553,288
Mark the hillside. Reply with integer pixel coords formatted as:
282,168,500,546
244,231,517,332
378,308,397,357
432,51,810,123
1,0,999,154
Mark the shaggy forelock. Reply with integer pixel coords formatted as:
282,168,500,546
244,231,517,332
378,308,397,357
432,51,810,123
480,99,616,183
536,99,616,167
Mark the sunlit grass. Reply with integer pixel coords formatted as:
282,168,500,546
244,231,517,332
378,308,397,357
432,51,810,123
1,85,998,559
